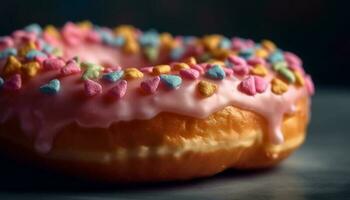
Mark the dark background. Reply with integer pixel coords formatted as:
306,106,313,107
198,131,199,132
0,0,349,88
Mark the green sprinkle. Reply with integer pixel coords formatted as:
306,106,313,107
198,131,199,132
278,67,296,83
272,61,288,71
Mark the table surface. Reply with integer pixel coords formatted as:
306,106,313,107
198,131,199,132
0,89,349,200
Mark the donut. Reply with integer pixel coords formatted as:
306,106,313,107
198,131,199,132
0,22,314,182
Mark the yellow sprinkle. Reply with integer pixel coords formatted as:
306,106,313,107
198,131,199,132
124,68,143,79
18,42,36,57
207,59,225,66
123,40,140,54
183,56,197,65
160,32,175,49
294,71,305,87
255,48,269,58
172,62,190,71
114,25,136,40
211,49,232,60
271,78,289,95
153,65,171,75
261,39,276,52
197,80,217,97
77,20,93,30
44,25,60,38
22,61,40,77
250,64,268,77
202,35,222,51
2,56,22,76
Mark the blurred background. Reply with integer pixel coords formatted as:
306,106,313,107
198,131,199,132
0,0,348,88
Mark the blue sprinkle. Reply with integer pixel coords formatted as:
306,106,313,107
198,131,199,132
25,50,47,60
160,75,182,89
108,36,125,47
24,23,42,35
239,48,254,59
102,70,124,82
39,79,60,95
0,77,4,89
206,65,226,80
99,30,114,44
138,30,160,47
268,50,285,64
42,43,55,54
0,48,17,59
219,37,232,49
170,47,185,61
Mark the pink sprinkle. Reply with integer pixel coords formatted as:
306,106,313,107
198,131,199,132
35,56,46,65
0,37,14,50
84,79,102,97
43,32,59,45
254,76,267,93
179,68,200,79
43,58,66,70
86,31,101,43
223,68,234,77
4,74,22,91
231,38,255,51
109,80,127,99
190,64,205,74
12,30,37,42
61,61,81,76
233,64,249,76
305,75,315,95
62,22,83,46
247,57,266,66
239,76,256,96
227,55,247,66
140,76,160,94
284,52,302,68
288,64,305,75
140,66,154,73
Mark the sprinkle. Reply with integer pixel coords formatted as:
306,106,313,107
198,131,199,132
261,39,276,52
172,62,190,71
278,67,296,83
81,63,104,80
202,35,221,51
42,43,55,54
255,48,269,58
254,76,267,93
22,61,40,77
268,50,284,64
39,79,60,95
140,76,160,94
232,64,249,76
247,57,266,66
84,79,102,97
61,61,81,76
239,76,256,96
0,48,17,59
250,64,268,77
219,37,232,49
2,56,22,76
140,66,154,73
143,46,159,63
3,74,22,91
160,74,182,89
206,65,225,80
305,75,315,95
294,71,305,87
123,68,143,79
197,80,217,97
86,31,101,43
123,40,140,54
223,68,234,77
0,37,14,49
0,77,3,88
108,36,125,47
271,78,288,95
284,52,302,67
170,47,185,61
102,70,124,82
190,64,205,74
24,23,42,35
227,55,247,66
183,56,197,65
138,30,160,47
180,68,200,79
272,61,288,71
153,65,171,75
25,50,47,60
18,42,36,57
239,48,254,59
109,80,127,98
43,58,65,70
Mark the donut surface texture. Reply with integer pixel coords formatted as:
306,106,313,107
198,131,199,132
0,22,314,182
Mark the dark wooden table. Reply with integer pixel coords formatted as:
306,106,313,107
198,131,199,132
0,89,349,200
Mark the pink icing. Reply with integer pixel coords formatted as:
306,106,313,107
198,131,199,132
0,34,310,154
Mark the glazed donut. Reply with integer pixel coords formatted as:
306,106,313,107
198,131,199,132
0,22,314,182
